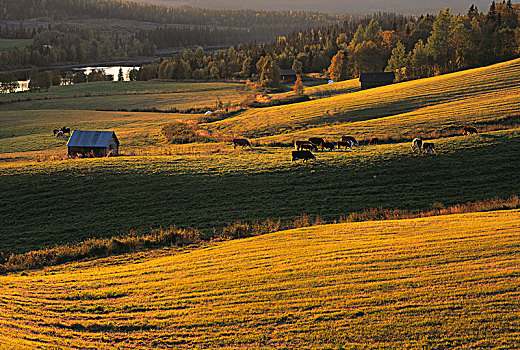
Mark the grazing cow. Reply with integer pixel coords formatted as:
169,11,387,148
55,130,64,139
368,137,379,145
308,137,325,148
322,141,335,151
341,136,359,146
233,138,252,150
53,129,60,136
292,150,316,162
337,140,354,150
300,143,318,151
61,127,71,135
462,126,479,135
294,140,313,150
423,142,436,154
411,138,422,153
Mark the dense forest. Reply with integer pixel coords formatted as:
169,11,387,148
131,1,520,86
0,0,353,70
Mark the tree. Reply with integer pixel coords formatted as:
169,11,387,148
29,70,40,92
294,75,304,95
39,71,52,91
385,42,407,81
118,67,124,81
426,9,464,73
260,56,281,88
328,50,349,81
291,59,303,74
241,57,252,77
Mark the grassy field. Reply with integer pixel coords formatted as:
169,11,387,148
1,210,519,349
0,39,33,50
0,81,246,111
1,128,519,254
206,58,520,138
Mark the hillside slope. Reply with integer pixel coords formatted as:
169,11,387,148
206,58,520,138
1,210,519,349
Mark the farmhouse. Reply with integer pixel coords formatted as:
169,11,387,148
280,69,297,82
359,72,395,89
67,130,119,157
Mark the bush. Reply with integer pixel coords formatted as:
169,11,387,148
161,121,214,144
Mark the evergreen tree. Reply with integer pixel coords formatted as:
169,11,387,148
118,67,124,81
385,41,407,81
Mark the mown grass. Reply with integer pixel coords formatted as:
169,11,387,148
1,128,519,255
0,81,246,111
0,210,519,349
206,58,520,137
0,39,33,50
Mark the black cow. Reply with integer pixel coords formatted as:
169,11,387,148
368,137,379,145
233,138,252,150
309,137,325,147
462,126,479,135
61,126,71,135
53,129,60,136
295,140,313,150
411,138,422,153
337,140,353,150
341,136,358,146
322,141,335,151
423,142,436,154
292,150,316,162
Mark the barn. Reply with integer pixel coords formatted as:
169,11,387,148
280,69,297,82
359,72,395,89
67,130,119,157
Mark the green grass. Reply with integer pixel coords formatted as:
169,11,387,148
0,81,246,111
1,128,519,254
1,210,519,349
0,39,33,50
206,58,520,138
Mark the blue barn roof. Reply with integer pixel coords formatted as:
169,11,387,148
67,131,119,148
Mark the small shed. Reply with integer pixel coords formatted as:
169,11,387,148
67,130,119,157
359,72,395,89
280,69,297,82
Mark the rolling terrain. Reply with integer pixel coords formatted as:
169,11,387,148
1,210,519,349
1,58,520,254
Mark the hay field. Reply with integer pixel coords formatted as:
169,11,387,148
206,58,520,138
1,210,519,349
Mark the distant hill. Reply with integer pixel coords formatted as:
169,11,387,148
132,0,492,14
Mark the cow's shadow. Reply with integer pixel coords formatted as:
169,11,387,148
477,133,500,139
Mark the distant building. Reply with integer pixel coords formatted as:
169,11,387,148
67,131,119,157
359,72,395,89
280,69,297,82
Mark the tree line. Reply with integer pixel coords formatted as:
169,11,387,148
132,2,520,87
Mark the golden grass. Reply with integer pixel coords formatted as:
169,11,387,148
1,210,519,349
206,58,520,138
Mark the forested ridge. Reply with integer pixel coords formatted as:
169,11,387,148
133,1,520,86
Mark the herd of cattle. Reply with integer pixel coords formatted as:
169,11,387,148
232,125,480,162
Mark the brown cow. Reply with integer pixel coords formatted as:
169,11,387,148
422,142,436,154
300,143,318,151
233,138,252,150
341,136,358,146
337,140,354,150
295,140,314,150
368,137,379,145
308,137,325,148
322,142,335,151
462,126,479,135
